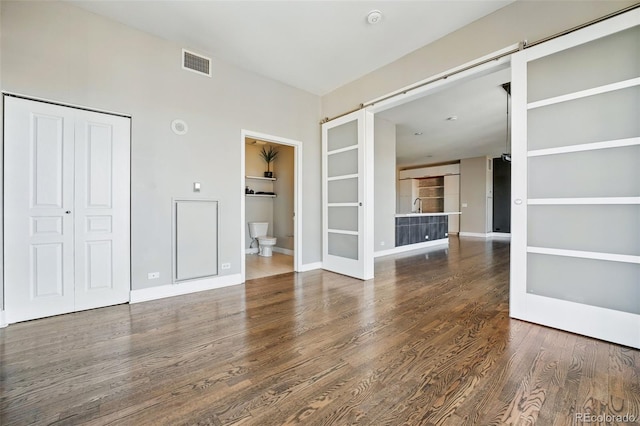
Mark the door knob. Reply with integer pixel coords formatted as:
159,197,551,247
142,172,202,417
65,211,72,214
514,199,523,205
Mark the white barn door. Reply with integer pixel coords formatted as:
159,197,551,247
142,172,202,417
4,97,131,323
321,110,374,280
510,10,640,348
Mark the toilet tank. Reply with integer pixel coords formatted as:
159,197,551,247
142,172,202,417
248,222,269,238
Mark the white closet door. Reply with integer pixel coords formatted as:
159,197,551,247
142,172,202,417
4,97,76,322
510,10,640,348
4,97,130,323
73,109,130,311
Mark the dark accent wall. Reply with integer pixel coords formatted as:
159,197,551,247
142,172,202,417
493,158,511,233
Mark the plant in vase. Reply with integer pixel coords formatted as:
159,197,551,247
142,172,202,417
260,145,279,178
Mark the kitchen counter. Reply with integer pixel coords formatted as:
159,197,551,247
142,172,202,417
395,212,461,217
395,214,452,247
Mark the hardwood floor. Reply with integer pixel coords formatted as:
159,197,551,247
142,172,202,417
245,252,294,280
1,237,639,425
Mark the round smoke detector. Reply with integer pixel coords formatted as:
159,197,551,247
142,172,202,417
171,119,188,135
367,10,382,25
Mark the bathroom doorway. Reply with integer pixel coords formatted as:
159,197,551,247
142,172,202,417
240,130,302,282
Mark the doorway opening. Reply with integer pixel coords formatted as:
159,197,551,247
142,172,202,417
240,130,302,282
370,48,514,259
320,46,515,279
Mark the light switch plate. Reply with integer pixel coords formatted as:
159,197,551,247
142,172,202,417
193,182,201,192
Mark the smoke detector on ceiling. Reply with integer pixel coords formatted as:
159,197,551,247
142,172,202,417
171,119,188,135
367,10,382,25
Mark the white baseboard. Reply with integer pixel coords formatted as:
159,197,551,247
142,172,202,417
374,239,449,258
459,232,490,238
130,273,243,304
273,247,294,256
0,310,7,328
459,232,511,240
245,248,259,254
489,232,511,240
299,262,322,272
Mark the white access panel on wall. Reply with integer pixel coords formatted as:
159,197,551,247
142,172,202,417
4,96,131,323
174,199,218,282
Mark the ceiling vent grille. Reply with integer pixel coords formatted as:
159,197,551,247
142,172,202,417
182,49,212,77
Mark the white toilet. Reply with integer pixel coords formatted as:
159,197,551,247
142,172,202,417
248,222,277,257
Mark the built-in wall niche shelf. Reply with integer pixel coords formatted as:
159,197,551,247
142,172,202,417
245,175,276,197
418,176,445,212
246,175,277,181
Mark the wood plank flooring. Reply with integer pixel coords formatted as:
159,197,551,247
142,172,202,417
245,253,294,281
1,237,639,425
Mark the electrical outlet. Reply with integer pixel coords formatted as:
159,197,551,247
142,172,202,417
147,272,160,279
221,263,231,270
380,241,385,246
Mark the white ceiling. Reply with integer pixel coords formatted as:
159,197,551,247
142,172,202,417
69,0,515,96
68,0,517,166
378,67,512,167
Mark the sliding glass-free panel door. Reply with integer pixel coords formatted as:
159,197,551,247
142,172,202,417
321,110,374,280
510,9,640,348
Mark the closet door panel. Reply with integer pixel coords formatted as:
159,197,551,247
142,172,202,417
74,111,130,311
4,97,75,323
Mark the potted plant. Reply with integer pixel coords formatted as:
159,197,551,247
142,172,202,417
260,145,279,178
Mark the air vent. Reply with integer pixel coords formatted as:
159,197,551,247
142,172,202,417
182,49,212,77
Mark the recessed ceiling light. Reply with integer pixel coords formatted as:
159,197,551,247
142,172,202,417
414,132,423,136
446,116,458,121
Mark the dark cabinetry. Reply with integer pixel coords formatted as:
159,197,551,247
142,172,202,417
395,215,448,247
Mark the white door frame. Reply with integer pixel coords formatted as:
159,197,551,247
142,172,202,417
240,130,303,282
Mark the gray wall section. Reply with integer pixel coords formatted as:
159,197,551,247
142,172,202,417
460,157,489,234
321,1,636,118
373,117,396,252
1,1,321,291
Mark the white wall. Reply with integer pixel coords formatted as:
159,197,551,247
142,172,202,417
0,3,3,313
374,117,396,251
460,157,491,234
273,145,295,251
0,1,322,291
321,1,636,119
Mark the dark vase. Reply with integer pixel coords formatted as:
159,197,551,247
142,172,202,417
264,171,273,178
